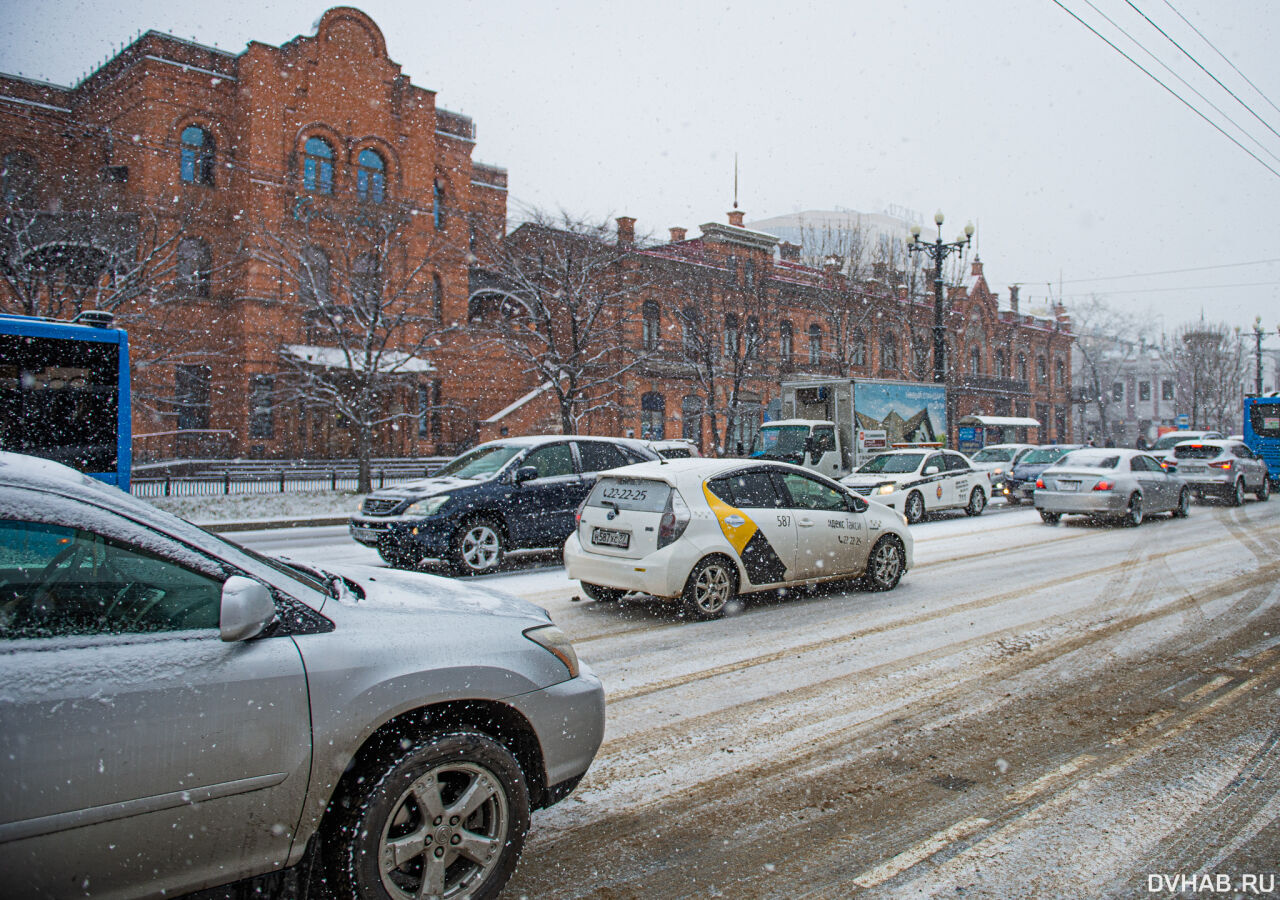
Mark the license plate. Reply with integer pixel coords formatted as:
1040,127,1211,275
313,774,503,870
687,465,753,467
591,527,630,549
350,525,381,541
1179,464,1204,473
1058,481,1080,492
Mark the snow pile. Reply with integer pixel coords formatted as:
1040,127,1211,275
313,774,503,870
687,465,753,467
145,490,365,525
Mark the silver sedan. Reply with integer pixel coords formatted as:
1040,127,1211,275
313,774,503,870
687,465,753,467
1033,448,1191,526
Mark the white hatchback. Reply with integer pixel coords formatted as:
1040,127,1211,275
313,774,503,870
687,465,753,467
563,458,913,620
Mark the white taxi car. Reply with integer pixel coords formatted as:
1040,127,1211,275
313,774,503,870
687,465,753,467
563,458,913,620
840,448,991,524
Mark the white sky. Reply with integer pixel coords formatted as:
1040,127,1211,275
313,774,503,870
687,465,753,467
2,0,1279,341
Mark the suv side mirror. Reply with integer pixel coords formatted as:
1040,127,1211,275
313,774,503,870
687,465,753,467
515,465,539,485
923,465,940,476
220,576,276,642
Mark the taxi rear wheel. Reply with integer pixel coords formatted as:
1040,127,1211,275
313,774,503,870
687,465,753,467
581,582,625,603
681,556,736,621
862,536,905,592
965,488,986,517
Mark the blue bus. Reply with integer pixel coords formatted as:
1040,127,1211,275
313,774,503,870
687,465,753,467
0,312,131,489
1243,395,1280,491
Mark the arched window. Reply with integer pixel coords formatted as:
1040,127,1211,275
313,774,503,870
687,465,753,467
180,125,215,186
779,321,793,363
353,252,381,320
641,392,666,440
912,332,930,380
681,305,700,355
969,347,981,376
723,313,739,357
431,273,444,322
176,237,211,297
1017,353,1028,383
433,179,445,229
303,137,334,194
1037,355,1047,384
996,349,1007,378
851,328,867,367
2,151,37,205
298,245,330,306
642,301,660,351
745,315,760,358
1055,357,1065,387
808,324,823,366
880,333,898,371
357,148,385,203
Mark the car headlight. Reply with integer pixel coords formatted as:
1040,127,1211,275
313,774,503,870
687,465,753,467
404,495,451,517
876,483,896,495
524,624,580,678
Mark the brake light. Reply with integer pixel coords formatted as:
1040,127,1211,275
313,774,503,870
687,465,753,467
1208,460,1232,470
657,491,690,549
1035,478,1044,489
1093,480,1113,491
574,495,589,527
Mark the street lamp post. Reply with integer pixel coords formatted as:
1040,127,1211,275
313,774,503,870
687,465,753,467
907,212,975,387
907,213,974,448
1251,316,1280,396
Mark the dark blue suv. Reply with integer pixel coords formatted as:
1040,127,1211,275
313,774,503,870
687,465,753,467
349,435,659,574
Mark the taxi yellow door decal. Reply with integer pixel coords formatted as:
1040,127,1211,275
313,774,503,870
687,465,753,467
702,484,788,584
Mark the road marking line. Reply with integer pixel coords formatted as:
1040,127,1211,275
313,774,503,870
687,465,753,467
850,817,991,889
1005,754,1097,806
1179,674,1233,704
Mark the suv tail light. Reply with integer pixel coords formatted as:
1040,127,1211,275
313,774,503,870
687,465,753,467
657,491,690,549
1093,480,1114,491
1035,478,1045,489
1208,460,1232,470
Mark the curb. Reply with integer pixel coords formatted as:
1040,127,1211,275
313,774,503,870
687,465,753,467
204,516,350,533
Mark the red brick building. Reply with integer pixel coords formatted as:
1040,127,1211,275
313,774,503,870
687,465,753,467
0,7,509,460
1,7,1071,462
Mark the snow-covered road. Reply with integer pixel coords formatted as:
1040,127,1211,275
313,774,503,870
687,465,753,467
234,499,1280,898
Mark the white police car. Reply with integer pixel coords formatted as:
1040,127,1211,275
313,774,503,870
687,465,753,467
563,458,913,620
840,448,991,524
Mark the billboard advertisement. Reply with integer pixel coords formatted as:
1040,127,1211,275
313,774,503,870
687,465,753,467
853,380,948,447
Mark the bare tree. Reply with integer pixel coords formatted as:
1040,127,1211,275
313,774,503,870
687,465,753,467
470,211,653,434
1163,319,1248,432
251,203,461,492
1069,295,1146,442
672,263,774,456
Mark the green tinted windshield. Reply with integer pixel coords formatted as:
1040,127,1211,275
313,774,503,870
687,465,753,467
1021,447,1070,464
857,453,925,474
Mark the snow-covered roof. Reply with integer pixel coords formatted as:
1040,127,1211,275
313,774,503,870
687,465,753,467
284,344,434,373
957,415,1042,427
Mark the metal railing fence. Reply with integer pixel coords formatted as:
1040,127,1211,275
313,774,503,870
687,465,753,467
130,458,449,498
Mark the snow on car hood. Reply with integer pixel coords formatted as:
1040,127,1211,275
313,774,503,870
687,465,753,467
375,475,488,499
842,472,912,487
325,562,549,622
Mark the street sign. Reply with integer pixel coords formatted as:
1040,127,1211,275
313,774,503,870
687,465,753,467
1175,414,1190,429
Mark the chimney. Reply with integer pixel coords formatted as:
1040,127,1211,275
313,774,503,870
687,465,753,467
779,241,801,262
727,209,745,228
970,257,984,278
1009,284,1020,314
616,216,636,248
669,226,687,243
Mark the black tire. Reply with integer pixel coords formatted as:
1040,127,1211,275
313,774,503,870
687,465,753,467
1230,478,1246,507
581,582,625,602
1172,487,1191,518
325,731,530,900
681,556,737,621
1257,477,1271,501
862,535,906,592
903,491,926,525
965,488,986,517
451,517,505,576
1039,510,1060,525
1122,493,1144,527
378,545,420,569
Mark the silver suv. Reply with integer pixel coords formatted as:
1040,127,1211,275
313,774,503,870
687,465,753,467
1169,439,1272,504
0,452,604,900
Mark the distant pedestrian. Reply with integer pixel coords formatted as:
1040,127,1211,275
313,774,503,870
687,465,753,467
1135,435,1149,450
1086,435,1096,447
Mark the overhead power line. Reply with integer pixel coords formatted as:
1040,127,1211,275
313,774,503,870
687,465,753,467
1049,0,1280,181
1161,0,1280,123
1123,0,1280,146
1016,256,1280,285
1055,279,1278,298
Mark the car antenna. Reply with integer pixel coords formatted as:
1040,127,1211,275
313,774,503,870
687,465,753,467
646,439,667,464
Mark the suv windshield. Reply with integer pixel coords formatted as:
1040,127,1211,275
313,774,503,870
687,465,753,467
856,453,924,474
972,447,1016,463
434,444,523,479
1021,447,1070,465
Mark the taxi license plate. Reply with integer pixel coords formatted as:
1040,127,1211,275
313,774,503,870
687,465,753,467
351,525,381,541
592,527,630,549
1058,481,1080,492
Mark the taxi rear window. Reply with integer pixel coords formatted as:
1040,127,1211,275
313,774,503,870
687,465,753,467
586,477,671,513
